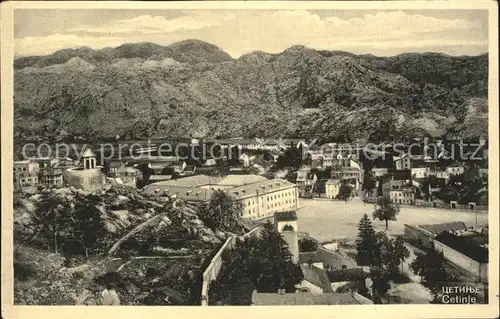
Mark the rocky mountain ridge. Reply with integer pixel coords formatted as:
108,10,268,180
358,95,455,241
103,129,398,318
14,39,489,142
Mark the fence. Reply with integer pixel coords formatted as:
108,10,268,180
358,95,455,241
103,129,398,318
200,226,261,306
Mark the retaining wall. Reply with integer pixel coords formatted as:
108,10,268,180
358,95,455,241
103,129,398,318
200,226,261,306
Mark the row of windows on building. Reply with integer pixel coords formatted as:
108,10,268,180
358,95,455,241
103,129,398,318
241,190,297,220
243,197,297,211
242,190,296,207
394,198,414,204
16,175,63,187
391,192,414,197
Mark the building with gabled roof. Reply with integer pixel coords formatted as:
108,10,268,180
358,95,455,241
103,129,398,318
216,174,268,189
325,179,341,199
297,264,334,293
144,175,299,221
251,291,363,305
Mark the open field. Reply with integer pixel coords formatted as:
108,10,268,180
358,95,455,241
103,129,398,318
297,198,489,243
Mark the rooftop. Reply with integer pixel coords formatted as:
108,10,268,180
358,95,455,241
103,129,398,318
418,222,468,235
327,268,366,283
434,231,488,263
148,174,222,188
296,171,308,182
148,175,173,181
226,178,296,199
42,168,63,176
82,148,96,158
300,264,334,293
274,211,298,222
108,161,124,168
251,291,359,305
143,185,213,201
325,179,341,185
299,251,323,264
216,174,268,187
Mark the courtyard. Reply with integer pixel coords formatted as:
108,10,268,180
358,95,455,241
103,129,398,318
297,198,489,243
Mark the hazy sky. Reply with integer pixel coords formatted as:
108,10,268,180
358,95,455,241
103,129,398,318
14,9,489,58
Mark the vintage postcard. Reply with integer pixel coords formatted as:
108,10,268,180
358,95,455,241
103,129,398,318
1,1,498,319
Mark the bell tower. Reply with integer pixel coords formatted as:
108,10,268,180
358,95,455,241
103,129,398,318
82,148,97,170
274,211,299,264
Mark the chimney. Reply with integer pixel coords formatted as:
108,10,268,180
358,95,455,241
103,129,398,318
278,289,286,295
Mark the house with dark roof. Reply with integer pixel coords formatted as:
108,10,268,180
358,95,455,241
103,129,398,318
433,231,488,282
297,264,334,293
298,246,357,271
327,268,368,293
275,211,298,222
251,290,365,305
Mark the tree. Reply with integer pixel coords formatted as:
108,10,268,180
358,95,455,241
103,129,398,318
393,236,410,275
372,197,400,230
362,170,377,192
277,145,301,170
337,182,352,202
299,237,318,252
369,265,391,304
410,249,449,285
32,193,72,253
367,232,411,303
255,222,304,293
355,214,377,266
209,221,303,305
72,202,106,257
160,166,175,175
200,190,243,231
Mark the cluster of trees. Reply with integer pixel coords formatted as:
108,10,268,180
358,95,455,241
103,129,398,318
199,190,243,233
276,144,308,170
362,170,377,193
208,221,303,305
355,214,410,303
438,169,487,205
30,193,106,257
337,182,353,202
298,237,318,252
410,249,451,303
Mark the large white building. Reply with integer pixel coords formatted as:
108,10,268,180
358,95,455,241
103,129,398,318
143,174,299,220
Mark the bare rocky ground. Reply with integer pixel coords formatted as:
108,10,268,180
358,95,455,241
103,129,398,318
13,185,242,305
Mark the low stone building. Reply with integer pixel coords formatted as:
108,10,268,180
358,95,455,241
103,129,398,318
64,148,106,191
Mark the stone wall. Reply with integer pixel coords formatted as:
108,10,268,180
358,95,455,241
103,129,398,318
403,224,434,249
433,240,488,283
200,226,261,306
64,168,106,191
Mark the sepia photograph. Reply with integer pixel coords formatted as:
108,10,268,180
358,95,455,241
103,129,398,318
1,1,498,318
